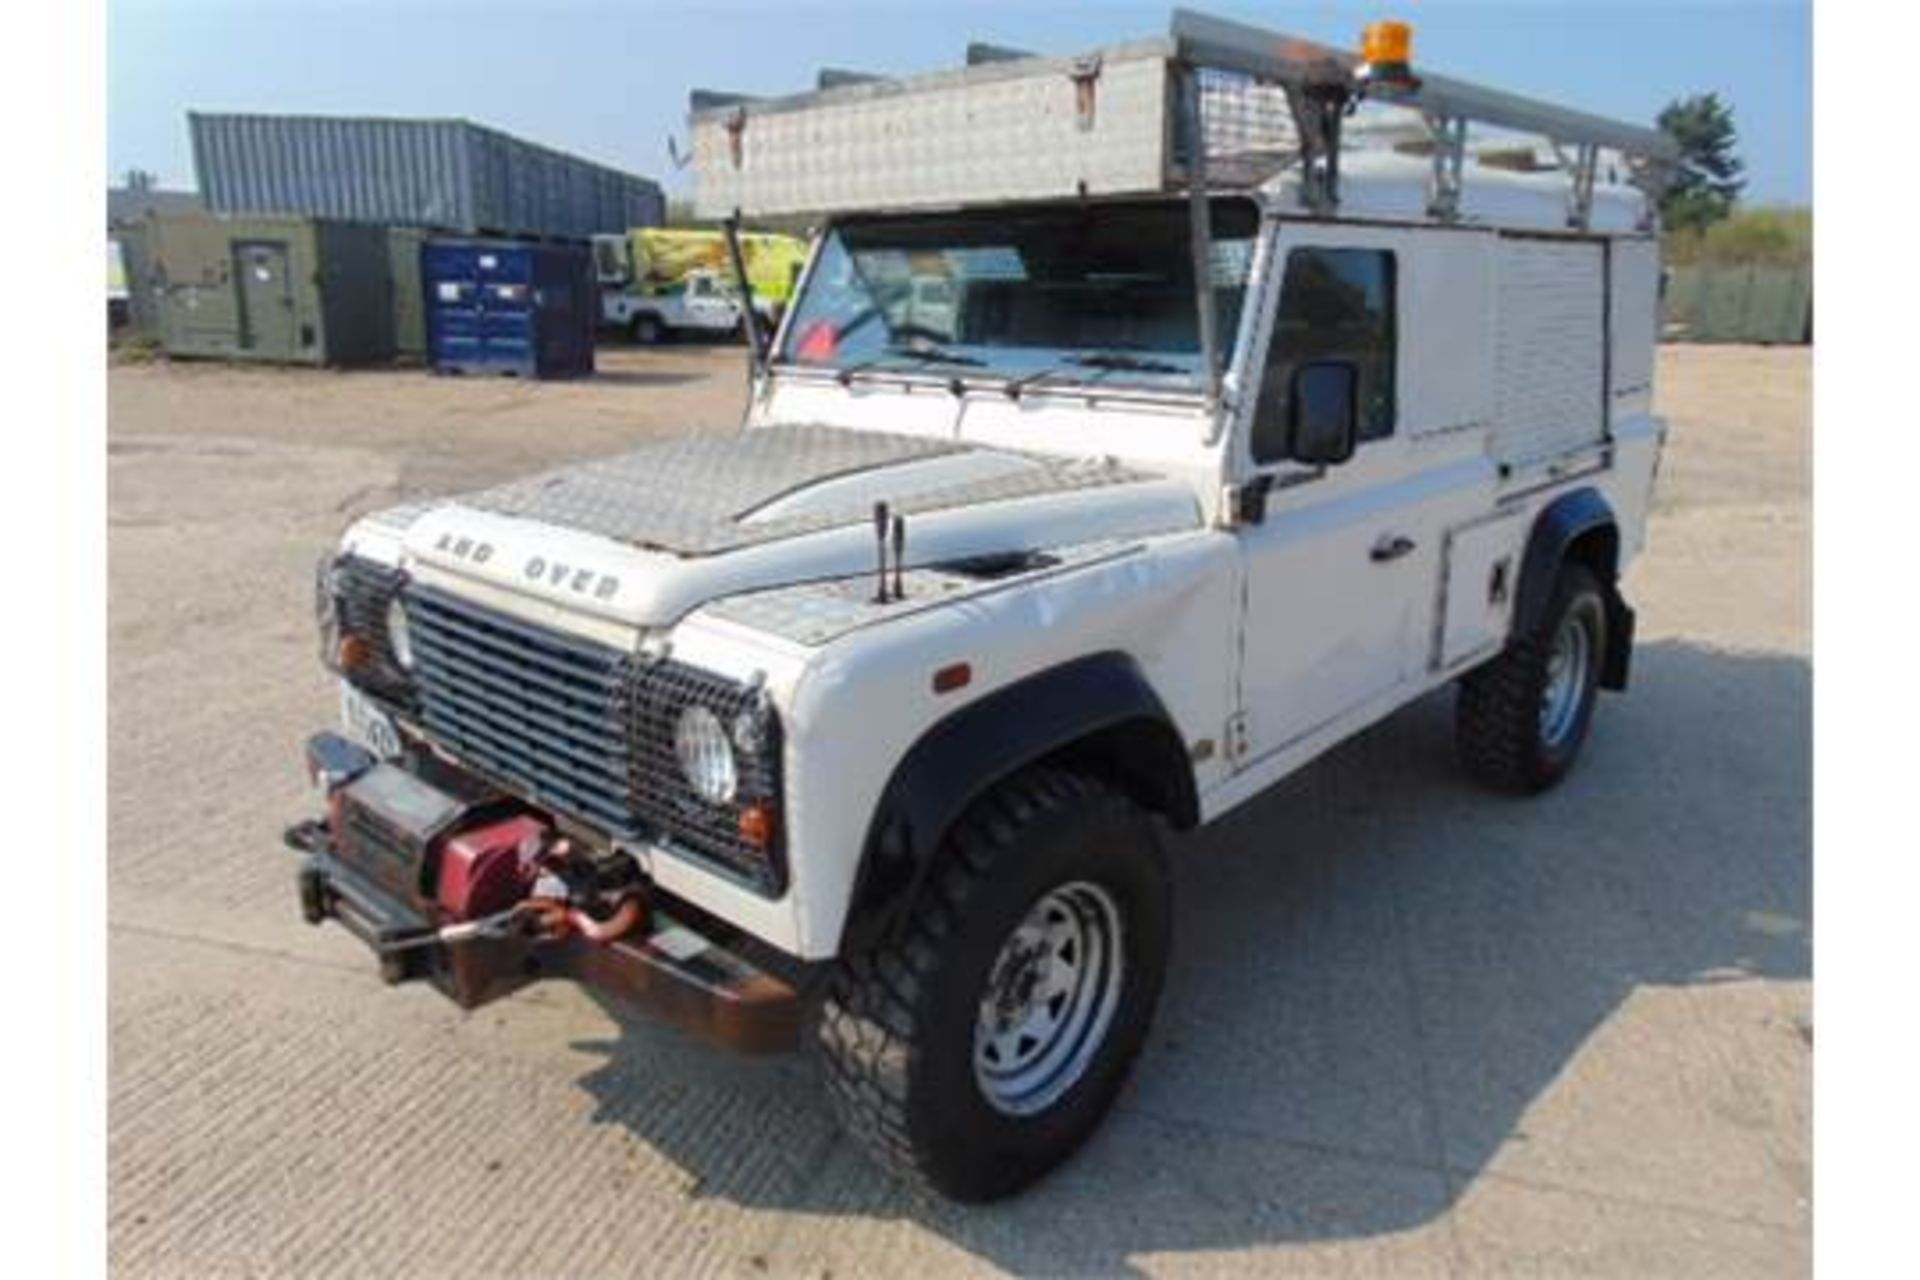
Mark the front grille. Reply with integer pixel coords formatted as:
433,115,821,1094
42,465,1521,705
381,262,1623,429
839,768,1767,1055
402,585,784,893
405,584,637,837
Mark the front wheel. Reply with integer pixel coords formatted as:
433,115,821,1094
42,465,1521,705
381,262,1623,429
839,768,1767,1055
1456,562,1609,793
814,769,1169,1202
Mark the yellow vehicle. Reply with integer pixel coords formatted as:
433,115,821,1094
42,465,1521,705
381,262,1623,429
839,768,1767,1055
593,228,807,343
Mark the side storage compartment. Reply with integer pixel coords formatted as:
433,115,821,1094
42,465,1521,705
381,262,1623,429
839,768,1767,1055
1435,511,1526,673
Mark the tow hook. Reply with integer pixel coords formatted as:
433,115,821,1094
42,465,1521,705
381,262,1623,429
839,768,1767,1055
518,835,649,944
379,891,645,955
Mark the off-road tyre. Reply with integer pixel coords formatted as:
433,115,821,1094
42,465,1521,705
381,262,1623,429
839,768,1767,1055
815,768,1170,1202
628,313,663,345
1457,561,1608,794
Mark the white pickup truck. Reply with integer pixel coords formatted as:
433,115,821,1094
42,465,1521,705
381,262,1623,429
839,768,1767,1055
291,11,1675,1201
600,266,764,344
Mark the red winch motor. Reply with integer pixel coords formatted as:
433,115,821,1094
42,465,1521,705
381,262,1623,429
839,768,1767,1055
435,814,546,921
428,818,647,945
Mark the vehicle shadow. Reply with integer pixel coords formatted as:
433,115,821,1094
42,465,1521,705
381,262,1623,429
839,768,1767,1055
566,639,1809,1274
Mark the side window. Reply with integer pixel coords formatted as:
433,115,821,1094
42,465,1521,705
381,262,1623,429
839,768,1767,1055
1251,248,1398,463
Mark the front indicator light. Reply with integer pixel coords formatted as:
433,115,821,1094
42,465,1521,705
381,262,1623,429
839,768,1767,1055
738,802,779,851
336,632,375,672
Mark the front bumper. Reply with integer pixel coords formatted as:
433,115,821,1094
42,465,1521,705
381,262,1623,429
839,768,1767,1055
284,802,802,1056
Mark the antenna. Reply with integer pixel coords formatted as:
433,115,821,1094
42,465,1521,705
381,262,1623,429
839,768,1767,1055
871,502,892,604
891,515,906,601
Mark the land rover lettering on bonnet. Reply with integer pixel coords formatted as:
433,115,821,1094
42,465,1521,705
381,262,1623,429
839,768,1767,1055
431,532,493,564
287,10,1673,1202
522,557,620,600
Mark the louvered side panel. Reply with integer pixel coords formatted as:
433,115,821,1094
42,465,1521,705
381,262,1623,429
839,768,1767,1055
1491,238,1605,467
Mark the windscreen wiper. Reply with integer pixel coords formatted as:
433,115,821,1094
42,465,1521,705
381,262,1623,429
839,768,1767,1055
1002,366,1066,400
1004,351,1192,400
1064,351,1188,375
835,343,986,387
883,343,986,368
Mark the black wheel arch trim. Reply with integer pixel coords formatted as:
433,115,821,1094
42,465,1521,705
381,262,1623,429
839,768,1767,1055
837,651,1196,959
1514,486,1635,691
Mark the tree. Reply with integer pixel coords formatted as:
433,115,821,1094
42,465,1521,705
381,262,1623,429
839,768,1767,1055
1656,93,1745,233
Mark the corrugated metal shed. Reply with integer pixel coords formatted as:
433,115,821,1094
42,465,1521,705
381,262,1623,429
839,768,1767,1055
190,114,664,240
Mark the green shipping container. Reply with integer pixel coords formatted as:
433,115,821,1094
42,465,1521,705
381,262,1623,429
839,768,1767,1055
387,226,429,360
142,212,395,365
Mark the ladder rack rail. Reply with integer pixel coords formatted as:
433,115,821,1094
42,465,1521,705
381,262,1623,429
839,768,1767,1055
1169,9,1677,166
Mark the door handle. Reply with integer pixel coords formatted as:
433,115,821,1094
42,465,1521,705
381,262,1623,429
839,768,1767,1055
1370,534,1417,563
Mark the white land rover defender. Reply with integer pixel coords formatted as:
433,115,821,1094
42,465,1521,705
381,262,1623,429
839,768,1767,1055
290,12,1675,1201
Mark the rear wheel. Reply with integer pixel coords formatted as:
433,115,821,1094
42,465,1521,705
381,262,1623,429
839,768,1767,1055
1457,562,1608,793
814,769,1169,1202
628,313,663,345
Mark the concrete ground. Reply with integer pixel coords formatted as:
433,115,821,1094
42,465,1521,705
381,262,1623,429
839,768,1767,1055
107,344,1810,1278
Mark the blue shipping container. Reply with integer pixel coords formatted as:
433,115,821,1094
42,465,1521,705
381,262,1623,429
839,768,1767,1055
423,239,596,379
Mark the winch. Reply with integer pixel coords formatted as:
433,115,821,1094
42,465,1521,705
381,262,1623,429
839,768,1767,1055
285,731,798,1051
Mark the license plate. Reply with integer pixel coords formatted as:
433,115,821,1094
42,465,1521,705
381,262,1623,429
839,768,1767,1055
340,682,403,760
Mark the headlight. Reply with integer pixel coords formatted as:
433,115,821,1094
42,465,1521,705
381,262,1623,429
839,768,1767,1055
385,597,414,670
674,704,738,804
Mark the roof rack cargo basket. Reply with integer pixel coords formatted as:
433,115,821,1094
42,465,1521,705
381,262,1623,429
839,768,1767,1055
688,8,1678,229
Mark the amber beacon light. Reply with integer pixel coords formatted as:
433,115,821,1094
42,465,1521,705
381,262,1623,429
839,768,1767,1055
1358,20,1417,89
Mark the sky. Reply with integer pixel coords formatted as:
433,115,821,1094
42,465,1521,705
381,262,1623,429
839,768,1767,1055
107,0,1812,206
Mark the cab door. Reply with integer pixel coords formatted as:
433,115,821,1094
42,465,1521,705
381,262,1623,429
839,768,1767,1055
1232,227,1432,763
683,273,738,332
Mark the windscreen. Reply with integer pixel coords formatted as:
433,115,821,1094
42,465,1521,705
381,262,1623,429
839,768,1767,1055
777,199,1258,392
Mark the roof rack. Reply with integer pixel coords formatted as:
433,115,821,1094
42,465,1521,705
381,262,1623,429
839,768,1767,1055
688,8,1677,230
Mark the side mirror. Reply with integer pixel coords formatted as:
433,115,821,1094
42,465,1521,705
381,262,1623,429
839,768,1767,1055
1289,360,1360,466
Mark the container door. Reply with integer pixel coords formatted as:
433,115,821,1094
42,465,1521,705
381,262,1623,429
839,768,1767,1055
474,248,535,371
233,240,296,357
424,242,483,368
